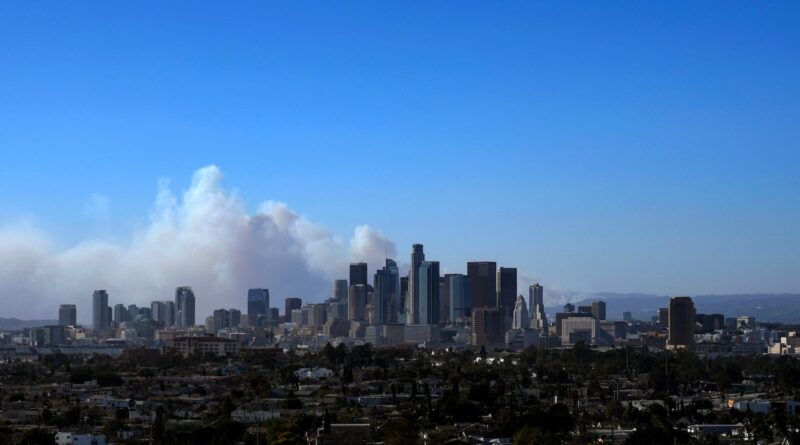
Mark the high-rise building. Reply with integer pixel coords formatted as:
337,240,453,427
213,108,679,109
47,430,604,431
472,306,504,348
529,284,547,330
563,303,575,313
623,311,633,322
658,307,669,326
349,263,368,287
578,305,592,314
400,276,408,324
92,290,110,331
448,274,469,320
175,286,196,328
496,267,517,317
212,309,230,333
407,244,425,324
247,288,270,326
285,298,302,320
374,259,400,324
418,261,440,325
467,261,497,310
667,296,695,350
512,295,529,330
591,301,606,321
348,284,367,321
58,304,77,326
333,279,348,302
229,308,241,327
439,277,450,323
113,303,128,325
151,301,176,327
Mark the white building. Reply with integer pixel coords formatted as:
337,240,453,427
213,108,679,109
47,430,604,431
512,295,529,330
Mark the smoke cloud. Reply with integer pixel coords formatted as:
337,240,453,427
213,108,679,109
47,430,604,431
0,165,397,323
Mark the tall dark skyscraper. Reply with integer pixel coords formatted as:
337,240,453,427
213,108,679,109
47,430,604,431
247,288,270,326
59,304,76,326
467,261,497,309
374,259,400,324
439,276,449,323
113,303,128,325
496,267,517,317
407,244,425,324
591,301,607,321
333,279,348,301
668,296,695,350
418,261,440,325
447,274,469,320
349,262,368,287
175,286,196,328
285,297,302,319
92,290,109,331
400,276,409,323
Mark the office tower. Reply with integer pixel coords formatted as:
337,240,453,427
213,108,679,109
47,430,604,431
308,304,327,327
204,316,214,334
58,304,77,326
696,313,724,332
467,261,497,309
564,303,575,313
213,309,230,333
127,305,139,322
92,290,110,331
374,259,400,325
667,296,695,350
448,274,469,320
400,276,409,323
578,305,592,314
229,308,241,327
349,262,368,287
471,306,504,348
513,295,529,330
348,284,367,321
113,304,128,325
175,286,196,328
591,301,606,321
623,311,633,322
151,301,176,327
285,298,302,320
333,279,349,301
247,288,270,326
439,277,449,323
658,307,669,326
529,283,547,330
407,244,425,324
417,261,440,325
528,284,543,313
496,267,517,317
266,307,280,324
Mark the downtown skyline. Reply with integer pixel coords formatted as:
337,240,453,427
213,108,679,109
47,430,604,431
1,2,799,320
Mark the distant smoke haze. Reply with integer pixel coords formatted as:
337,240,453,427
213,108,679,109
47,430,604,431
0,166,396,323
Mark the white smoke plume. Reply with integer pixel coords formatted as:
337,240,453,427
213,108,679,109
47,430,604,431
0,165,397,323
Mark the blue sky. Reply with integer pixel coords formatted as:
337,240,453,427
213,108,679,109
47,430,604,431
1,1,799,298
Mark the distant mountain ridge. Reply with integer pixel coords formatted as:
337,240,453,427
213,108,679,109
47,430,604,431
544,293,800,324
0,318,59,331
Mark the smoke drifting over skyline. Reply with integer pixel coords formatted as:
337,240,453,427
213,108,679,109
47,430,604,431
0,166,397,323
